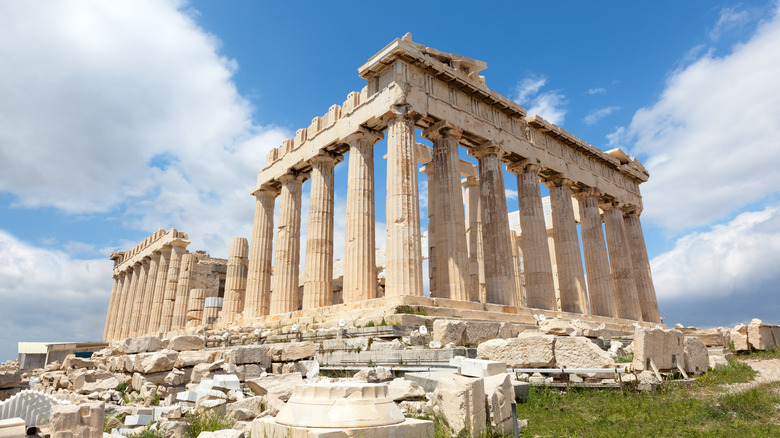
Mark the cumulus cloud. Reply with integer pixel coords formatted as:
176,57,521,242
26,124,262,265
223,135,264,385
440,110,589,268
652,205,780,326
513,75,568,125
583,106,620,125
0,0,288,256
0,229,112,360
618,3,780,231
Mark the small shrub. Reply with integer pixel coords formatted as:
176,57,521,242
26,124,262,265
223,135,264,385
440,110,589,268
130,425,166,438
379,318,387,326
185,410,235,438
365,320,375,328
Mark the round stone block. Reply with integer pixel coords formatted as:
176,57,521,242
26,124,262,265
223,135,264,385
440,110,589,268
275,382,405,428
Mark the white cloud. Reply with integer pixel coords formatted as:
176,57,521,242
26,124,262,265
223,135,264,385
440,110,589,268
619,3,780,231
0,0,289,257
652,205,780,302
513,75,568,126
710,6,754,40
0,229,112,361
583,106,620,125
515,76,547,103
587,87,607,95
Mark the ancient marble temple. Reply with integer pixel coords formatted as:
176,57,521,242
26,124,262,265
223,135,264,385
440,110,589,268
103,35,660,341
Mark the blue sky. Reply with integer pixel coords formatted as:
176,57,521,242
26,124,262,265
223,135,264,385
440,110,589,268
2,0,780,361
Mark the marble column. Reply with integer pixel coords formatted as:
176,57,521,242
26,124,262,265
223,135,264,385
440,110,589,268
575,189,617,318
136,252,160,336
384,107,424,297
602,202,642,320
468,142,517,306
221,237,250,323
510,230,525,306
508,162,556,310
303,153,338,309
624,210,661,322
245,188,279,317
160,242,187,332
103,276,120,341
171,253,197,330
186,288,207,328
420,165,437,298
463,176,485,302
148,245,171,333
107,273,126,341
343,130,382,304
544,176,589,315
270,171,306,314
119,263,142,339
423,121,470,301
112,270,132,341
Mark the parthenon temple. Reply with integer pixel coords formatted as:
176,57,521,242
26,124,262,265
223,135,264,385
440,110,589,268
103,34,661,342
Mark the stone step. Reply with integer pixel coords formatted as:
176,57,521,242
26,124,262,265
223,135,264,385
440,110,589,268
316,347,477,366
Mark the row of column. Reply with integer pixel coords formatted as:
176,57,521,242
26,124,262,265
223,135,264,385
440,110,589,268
103,241,188,341
236,111,660,323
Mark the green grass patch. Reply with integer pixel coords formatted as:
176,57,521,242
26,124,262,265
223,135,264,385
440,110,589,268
130,425,166,438
516,382,780,437
615,352,634,363
185,410,235,438
695,358,758,387
740,347,780,360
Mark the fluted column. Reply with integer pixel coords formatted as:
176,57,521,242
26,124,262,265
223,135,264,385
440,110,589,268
160,242,187,332
510,230,525,306
423,121,470,301
186,288,207,328
245,188,279,317
384,107,424,297
221,237,250,323
602,202,642,320
420,165,437,297
135,252,160,336
148,245,171,332
103,276,120,341
270,171,306,314
468,142,517,306
111,270,132,340
575,189,617,318
119,263,142,339
508,162,556,310
171,253,197,330
128,259,150,337
624,209,661,322
463,176,485,302
106,273,126,341
544,176,589,315
303,153,339,309
343,130,382,304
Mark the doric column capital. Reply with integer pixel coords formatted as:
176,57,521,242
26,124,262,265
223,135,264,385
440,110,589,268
622,204,642,216
419,164,433,176
343,127,384,146
422,120,463,142
572,186,602,200
381,104,420,123
308,151,342,168
506,160,540,175
541,174,574,190
598,199,624,211
253,186,280,199
149,251,161,261
278,170,309,185
467,141,505,160
461,175,479,188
